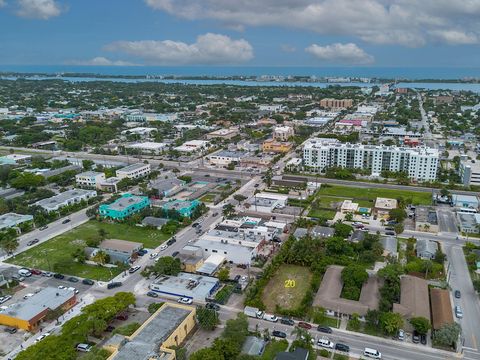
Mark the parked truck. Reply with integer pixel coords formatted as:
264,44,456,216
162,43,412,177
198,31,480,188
244,306,264,319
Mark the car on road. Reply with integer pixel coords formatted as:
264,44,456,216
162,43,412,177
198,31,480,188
82,279,94,285
317,338,334,349
39,225,48,230
172,251,179,257
53,273,65,279
128,266,141,274
454,290,461,298
4,327,17,334
205,302,220,311
0,295,12,304
167,238,176,246
234,275,241,282
317,325,333,334
58,285,66,290
263,314,278,322
280,318,295,326
107,282,122,289
420,334,427,345
30,269,42,275
192,223,200,228
137,249,148,256
160,244,168,251
397,329,405,341
146,291,158,298
385,231,395,236
272,330,287,338
212,212,218,217
27,239,40,246
149,252,159,259
412,330,420,343
335,343,350,352
42,271,53,277
35,332,51,343
297,321,312,329
23,293,34,300
68,277,79,283
62,219,71,224
241,276,248,282
177,297,193,305
455,306,463,319
67,286,79,294
254,184,259,187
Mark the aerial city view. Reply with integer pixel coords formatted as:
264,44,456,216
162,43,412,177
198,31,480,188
1,1,480,360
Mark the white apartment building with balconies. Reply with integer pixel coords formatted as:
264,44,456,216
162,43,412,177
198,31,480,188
303,138,439,182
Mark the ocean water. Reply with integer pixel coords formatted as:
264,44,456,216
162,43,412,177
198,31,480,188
1,65,480,79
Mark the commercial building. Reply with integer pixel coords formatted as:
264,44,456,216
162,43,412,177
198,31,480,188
273,126,294,141
121,127,157,137
262,139,293,153
107,302,195,360
126,142,167,155
98,177,122,193
459,160,480,187
206,128,239,140
150,177,185,198
457,212,480,234
159,199,200,217
415,206,439,233
303,138,439,181
149,273,219,300
99,193,150,220
174,140,211,153
452,194,479,209
34,189,97,212
313,265,380,318
393,276,430,327
0,154,32,165
320,98,353,109
0,287,76,331
75,171,106,189
248,192,288,213
206,150,248,167
240,155,273,169
0,213,33,231
116,163,151,180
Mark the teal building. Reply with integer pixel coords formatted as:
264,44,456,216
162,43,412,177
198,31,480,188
161,199,200,217
99,193,150,220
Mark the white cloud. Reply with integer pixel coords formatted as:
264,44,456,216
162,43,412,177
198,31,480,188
306,43,374,64
16,0,62,19
68,57,139,66
0,0,7,8
105,33,254,65
280,44,296,53
144,0,480,46
429,30,479,45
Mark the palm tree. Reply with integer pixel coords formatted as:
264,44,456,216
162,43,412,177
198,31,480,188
92,250,108,266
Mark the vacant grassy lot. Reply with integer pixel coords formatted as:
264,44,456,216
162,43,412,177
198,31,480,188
7,221,169,281
199,193,216,203
318,185,432,206
308,208,336,220
261,339,289,360
262,265,312,312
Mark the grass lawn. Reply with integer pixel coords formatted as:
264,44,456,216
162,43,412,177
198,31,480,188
262,265,312,312
318,185,432,205
199,193,216,203
261,339,289,360
7,221,170,281
308,208,336,220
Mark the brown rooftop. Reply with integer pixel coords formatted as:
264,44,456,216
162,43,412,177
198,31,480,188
430,288,454,330
393,275,431,320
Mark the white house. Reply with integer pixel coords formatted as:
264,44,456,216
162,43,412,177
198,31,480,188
116,163,151,180
34,189,97,212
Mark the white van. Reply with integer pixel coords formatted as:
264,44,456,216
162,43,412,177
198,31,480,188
364,348,382,359
76,343,92,352
18,269,32,277
317,338,334,349
263,314,278,322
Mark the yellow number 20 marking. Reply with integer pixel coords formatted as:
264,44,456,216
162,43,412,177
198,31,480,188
284,279,296,288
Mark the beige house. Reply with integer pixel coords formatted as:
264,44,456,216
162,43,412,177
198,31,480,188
393,276,431,331
374,197,398,219
341,200,359,214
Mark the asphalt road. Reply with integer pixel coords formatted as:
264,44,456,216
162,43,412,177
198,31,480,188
437,208,459,234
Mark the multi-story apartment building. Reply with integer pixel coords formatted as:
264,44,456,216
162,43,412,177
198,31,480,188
319,98,353,109
303,138,439,181
116,163,151,180
273,126,294,141
75,171,106,189
459,160,480,187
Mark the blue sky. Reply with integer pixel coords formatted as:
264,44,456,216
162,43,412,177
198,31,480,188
1,0,480,67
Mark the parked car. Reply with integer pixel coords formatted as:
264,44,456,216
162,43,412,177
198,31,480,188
116,312,129,321
58,285,66,290
53,273,65,279
82,279,94,285
317,338,334,349
27,239,39,246
105,325,115,332
420,334,427,345
128,266,141,274
76,343,92,352
263,314,278,322
335,343,350,352
30,269,42,275
192,223,200,228
297,322,312,329
4,327,17,334
35,332,51,343
385,231,395,236
172,251,179,257
398,329,405,341
68,277,79,283
412,330,420,343
205,302,220,311
42,271,53,277
107,282,122,289
137,249,148,256
23,293,34,300
272,330,287,338
234,275,241,282
160,244,168,251
317,325,333,334
178,297,193,305
149,252,159,259
454,290,461,299
167,238,176,246
39,225,48,230
62,219,71,224
146,291,158,298
68,287,79,294
280,318,295,326
455,306,463,319
0,295,12,304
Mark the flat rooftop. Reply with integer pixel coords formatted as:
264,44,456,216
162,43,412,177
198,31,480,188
118,163,149,172
35,189,96,208
111,304,192,360
106,194,148,211
150,272,218,300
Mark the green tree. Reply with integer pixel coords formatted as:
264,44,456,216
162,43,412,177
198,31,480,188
222,203,236,218
196,306,219,330
334,222,353,238
344,212,354,222
217,267,230,282
380,312,404,335
10,172,45,190
233,194,247,204
394,223,404,234
365,309,380,328
189,348,224,360
350,313,361,331
151,256,181,276
341,264,368,300
409,317,431,335
82,159,95,170
389,208,407,223
148,302,164,314
0,228,19,254
92,250,109,266
433,322,461,347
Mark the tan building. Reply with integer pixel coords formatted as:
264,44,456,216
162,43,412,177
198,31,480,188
107,302,196,360
273,126,294,142
262,139,293,153
430,288,454,331
393,276,431,330
373,197,398,219
341,200,359,214
320,98,353,109
206,128,239,140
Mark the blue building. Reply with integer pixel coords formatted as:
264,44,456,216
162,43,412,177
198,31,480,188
99,193,150,220
160,199,200,217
